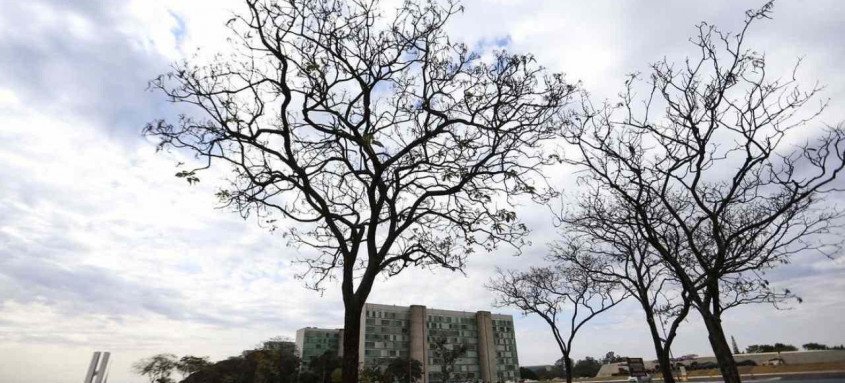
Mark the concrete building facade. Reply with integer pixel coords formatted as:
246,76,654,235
295,303,520,383
295,327,342,370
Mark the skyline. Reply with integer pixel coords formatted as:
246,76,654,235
2,1,845,382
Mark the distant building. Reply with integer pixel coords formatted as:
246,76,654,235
595,360,659,378
294,303,520,383
294,327,342,370
263,339,297,354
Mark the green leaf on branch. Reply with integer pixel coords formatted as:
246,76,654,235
175,170,200,185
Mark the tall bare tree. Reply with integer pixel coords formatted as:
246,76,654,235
551,196,690,383
488,266,625,383
561,3,845,382
145,0,574,381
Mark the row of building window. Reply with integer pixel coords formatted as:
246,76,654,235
364,341,410,350
428,335,479,345
427,322,478,331
426,363,480,372
427,315,476,324
363,349,409,357
365,325,408,335
366,310,407,319
303,331,337,339
365,318,408,327
428,330,478,339
496,344,515,352
494,331,514,339
304,339,338,346
495,360,517,369
365,333,408,341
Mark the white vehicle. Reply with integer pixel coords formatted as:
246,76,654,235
627,375,652,383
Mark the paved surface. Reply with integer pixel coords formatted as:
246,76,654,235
687,370,845,382
577,370,845,383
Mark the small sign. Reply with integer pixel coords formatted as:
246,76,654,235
626,357,647,377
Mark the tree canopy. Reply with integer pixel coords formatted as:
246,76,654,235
559,2,845,382
147,1,575,380
383,357,423,383
133,354,178,383
489,266,625,383
571,357,602,378
745,343,798,353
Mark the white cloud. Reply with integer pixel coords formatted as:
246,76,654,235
0,1,844,382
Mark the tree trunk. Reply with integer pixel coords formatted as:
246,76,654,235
563,355,573,383
654,347,676,383
700,312,741,383
341,302,363,383
644,314,675,383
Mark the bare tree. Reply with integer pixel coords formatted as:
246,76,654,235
551,196,690,383
488,266,625,383
561,3,845,382
145,0,574,381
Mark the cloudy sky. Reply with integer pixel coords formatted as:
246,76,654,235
1,0,844,382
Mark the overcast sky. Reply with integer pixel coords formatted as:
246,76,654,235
1,1,844,382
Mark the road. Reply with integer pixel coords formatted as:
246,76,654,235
684,370,845,382
577,371,845,383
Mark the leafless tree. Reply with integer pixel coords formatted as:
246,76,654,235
561,3,845,382
550,195,690,383
488,266,625,383
145,0,574,381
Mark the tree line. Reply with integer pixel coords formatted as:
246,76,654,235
134,339,430,383
146,0,845,383
519,351,627,381
133,339,300,383
741,342,845,353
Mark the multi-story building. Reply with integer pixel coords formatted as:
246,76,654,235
263,339,297,354
295,303,520,383
294,327,342,370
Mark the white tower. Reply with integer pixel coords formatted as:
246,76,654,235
83,352,111,383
